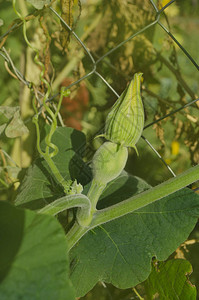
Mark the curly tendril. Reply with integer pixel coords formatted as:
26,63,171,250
12,0,80,195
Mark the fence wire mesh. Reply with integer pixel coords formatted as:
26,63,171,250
0,0,198,189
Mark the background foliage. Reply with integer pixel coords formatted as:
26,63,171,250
0,0,199,299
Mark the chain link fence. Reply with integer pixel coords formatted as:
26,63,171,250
0,0,199,188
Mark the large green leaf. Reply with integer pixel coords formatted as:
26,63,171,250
0,201,75,300
97,170,150,208
15,127,91,210
144,259,196,299
69,174,199,297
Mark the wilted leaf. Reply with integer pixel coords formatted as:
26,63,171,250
5,110,29,138
26,0,51,9
0,106,19,120
0,112,8,126
0,106,28,138
0,124,7,135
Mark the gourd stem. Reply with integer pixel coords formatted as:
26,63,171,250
37,194,91,216
67,222,88,250
87,179,106,214
92,163,199,227
66,181,106,250
67,164,199,251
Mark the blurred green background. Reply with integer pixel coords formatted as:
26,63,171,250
0,0,199,298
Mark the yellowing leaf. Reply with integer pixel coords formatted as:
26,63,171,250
5,110,29,138
26,0,51,10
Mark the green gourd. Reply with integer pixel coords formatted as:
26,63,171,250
92,141,128,185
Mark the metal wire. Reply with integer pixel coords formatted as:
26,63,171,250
157,0,176,15
144,97,199,130
157,21,199,71
0,0,198,182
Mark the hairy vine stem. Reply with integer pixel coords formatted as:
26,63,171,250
66,164,199,250
87,180,106,214
38,194,91,220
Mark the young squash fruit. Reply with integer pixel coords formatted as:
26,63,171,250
92,141,128,185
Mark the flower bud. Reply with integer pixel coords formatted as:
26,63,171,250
104,73,144,153
92,141,128,185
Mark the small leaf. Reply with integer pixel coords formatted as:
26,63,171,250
0,107,29,138
0,106,19,120
144,259,196,300
0,201,75,300
5,110,29,138
26,0,52,10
